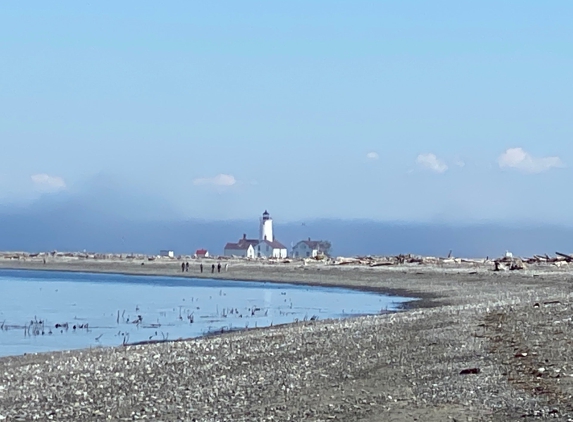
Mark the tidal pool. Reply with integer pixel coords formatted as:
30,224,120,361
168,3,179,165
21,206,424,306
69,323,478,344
0,269,413,357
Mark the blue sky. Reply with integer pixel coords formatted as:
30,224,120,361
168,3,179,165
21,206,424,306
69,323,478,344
1,1,572,223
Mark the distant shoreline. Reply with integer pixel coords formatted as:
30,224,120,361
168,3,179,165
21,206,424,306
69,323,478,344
0,258,431,308
0,254,569,311
0,263,418,300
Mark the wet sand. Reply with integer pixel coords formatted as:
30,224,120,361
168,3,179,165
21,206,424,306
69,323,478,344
1,257,573,421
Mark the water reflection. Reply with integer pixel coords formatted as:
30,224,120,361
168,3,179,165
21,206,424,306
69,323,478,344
0,269,412,357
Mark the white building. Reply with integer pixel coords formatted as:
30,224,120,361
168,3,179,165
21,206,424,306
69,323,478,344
292,239,323,258
255,210,287,258
260,210,273,241
195,249,210,258
255,239,288,259
223,242,255,258
159,250,174,258
224,235,257,258
223,210,288,259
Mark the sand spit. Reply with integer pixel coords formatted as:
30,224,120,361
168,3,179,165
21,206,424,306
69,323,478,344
1,255,573,420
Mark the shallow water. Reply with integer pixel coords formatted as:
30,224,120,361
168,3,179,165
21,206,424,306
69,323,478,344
0,269,412,357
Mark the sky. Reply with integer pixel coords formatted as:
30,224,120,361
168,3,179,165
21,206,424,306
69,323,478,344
1,1,573,224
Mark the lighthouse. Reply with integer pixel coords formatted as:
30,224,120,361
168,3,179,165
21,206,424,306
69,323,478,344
259,210,273,242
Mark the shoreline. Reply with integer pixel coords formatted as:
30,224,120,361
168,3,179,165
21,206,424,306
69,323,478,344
0,259,444,309
2,257,573,420
0,261,419,358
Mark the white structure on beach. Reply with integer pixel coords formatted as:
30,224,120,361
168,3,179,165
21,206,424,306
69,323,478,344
223,238,256,258
224,210,288,259
159,250,174,258
260,210,273,242
292,239,323,258
255,238,288,259
195,249,210,258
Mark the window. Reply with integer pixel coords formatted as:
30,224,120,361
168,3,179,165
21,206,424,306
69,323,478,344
306,251,310,257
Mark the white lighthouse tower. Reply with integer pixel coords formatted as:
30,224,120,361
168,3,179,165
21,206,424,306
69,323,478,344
259,210,273,242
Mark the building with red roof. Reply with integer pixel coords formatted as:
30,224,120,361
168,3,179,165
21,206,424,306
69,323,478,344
195,249,209,258
223,211,288,259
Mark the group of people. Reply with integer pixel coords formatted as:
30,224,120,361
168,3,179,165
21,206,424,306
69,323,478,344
181,261,228,273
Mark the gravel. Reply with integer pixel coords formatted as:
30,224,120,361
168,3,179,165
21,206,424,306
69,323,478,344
1,258,573,421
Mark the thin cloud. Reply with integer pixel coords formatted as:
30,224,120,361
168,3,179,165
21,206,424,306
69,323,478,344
416,153,448,173
30,174,66,192
193,174,237,187
366,152,379,160
498,148,564,174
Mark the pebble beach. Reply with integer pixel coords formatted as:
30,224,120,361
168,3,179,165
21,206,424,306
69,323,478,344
1,256,573,421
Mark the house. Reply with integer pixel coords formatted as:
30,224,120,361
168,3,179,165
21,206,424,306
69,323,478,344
292,239,324,258
159,250,174,258
224,234,258,258
223,211,288,259
195,249,209,258
223,239,255,258
255,239,288,259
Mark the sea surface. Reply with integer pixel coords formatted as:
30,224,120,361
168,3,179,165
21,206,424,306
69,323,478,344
0,269,412,357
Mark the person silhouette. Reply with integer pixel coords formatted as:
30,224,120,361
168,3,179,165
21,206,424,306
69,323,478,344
217,262,221,273
185,262,189,272
211,264,215,273
200,263,203,273
181,262,185,272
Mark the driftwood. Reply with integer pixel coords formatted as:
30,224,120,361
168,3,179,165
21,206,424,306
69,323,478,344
337,260,360,266
6,250,573,271
369,262,395,267
509,258,526,271
555,252,573,262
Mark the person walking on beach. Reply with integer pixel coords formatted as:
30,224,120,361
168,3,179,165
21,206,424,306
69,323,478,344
181,262,185,272
185,262,189,272
200,263,203,273
217,262,221,273
225,263,228,271
211,264,215,273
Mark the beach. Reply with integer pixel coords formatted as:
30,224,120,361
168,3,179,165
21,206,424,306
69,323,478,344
1,256,573,421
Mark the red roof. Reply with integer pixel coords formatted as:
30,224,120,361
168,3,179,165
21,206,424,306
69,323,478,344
195,249,208,255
